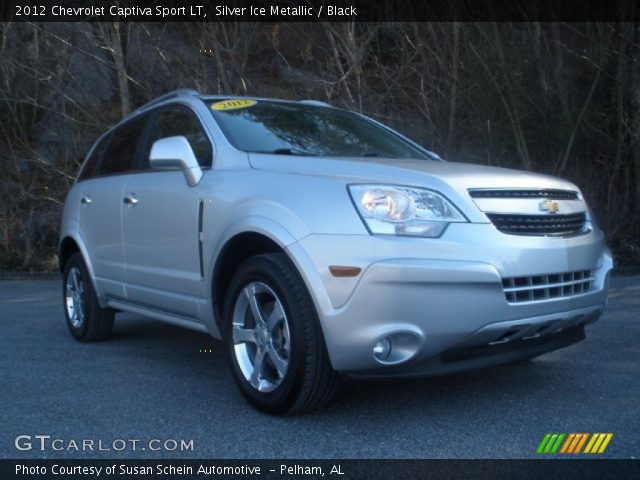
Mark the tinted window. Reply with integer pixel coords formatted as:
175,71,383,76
208,100,429,160
144,107,211,168
79,132,111,181
99,115,147,176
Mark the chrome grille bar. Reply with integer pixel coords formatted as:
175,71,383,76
502,270,593,303
469,189,579,200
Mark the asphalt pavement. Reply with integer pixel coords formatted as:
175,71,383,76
1,277,638,459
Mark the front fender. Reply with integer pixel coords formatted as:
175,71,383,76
203,211,335,344
205,214,300,296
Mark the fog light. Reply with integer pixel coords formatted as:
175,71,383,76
373,338,391,360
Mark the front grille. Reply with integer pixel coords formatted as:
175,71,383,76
502,270,594,303
486,212,586,236
469,189,579,200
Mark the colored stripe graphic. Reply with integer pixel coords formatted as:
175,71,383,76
550,434,565,453
597,434,613,453
585,433,613,454
537,433,565,454
561,433,585,453
590,434,605,453
560,433,575,453
544,434,559,453
540,433,613,454
564,433,587,453
537,434,552,454
584,434,599,453
573,433,589,453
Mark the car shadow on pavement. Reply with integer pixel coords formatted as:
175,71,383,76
107,312,554,418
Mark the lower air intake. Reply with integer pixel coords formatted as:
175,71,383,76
502,270,594,303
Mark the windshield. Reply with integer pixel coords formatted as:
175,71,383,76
206,99,431,160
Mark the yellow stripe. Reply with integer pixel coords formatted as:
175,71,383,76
584,433,599,453
560,434,575,453
597,434,613,453
593,433,608,453
574,434,589,453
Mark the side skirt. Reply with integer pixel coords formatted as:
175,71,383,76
106,298,209,334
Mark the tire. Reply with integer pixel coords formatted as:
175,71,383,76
62,252,114,342
223,253,339,414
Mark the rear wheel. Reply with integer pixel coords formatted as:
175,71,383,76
223,253,338,414
63,253,114,341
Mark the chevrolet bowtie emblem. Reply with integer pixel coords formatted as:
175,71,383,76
539,199,560,213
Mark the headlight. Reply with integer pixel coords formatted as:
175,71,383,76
348,184,467,237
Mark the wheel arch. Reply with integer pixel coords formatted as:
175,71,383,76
58,234,103,304
211,230,289,334
207,213,335,340
58,237,81,272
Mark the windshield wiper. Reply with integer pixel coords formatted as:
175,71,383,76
257,148,315,157
361,152,401,158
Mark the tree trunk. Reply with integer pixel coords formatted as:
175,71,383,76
100,22,131,116
446,22,460,157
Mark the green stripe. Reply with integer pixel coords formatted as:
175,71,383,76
550,433,566,453
537,434,552,454
544,434,559,453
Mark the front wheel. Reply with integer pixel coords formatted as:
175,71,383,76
223,253,338,414
63,253,114,341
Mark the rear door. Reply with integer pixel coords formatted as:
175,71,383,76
122,105,213,317
77,115,148,299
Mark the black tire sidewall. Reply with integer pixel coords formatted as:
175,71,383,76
63,252,114,342
223,255,311,414
63,253,92,340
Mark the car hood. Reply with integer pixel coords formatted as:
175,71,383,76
248,154,580,193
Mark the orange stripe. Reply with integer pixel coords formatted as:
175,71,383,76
573,433,589,453
560,434,576,453
567,434,581,453
597,434,613,453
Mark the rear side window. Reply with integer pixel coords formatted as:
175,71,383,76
78,132,111,181
99,115,148,176
143,106,211,169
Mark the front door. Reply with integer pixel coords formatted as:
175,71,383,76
122,171,204,317
122,105,213,318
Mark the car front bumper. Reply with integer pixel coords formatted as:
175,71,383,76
286,223,612,377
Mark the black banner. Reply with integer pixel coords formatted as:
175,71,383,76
2,459,640,480
2,0,638,22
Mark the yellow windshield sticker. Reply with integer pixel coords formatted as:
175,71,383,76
211,99,257,111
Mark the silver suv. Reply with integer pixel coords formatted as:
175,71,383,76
59,89,612,413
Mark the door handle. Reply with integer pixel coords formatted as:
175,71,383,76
123,195,139,205
81,196,92,205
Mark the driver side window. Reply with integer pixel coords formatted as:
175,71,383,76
143,106,212,169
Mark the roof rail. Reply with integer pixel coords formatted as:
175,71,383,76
299,99,332,107
133,88,200,114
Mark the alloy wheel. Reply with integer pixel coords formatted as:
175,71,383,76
232,281,291,392
65,266,85,329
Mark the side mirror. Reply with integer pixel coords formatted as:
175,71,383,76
149,136,203,187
